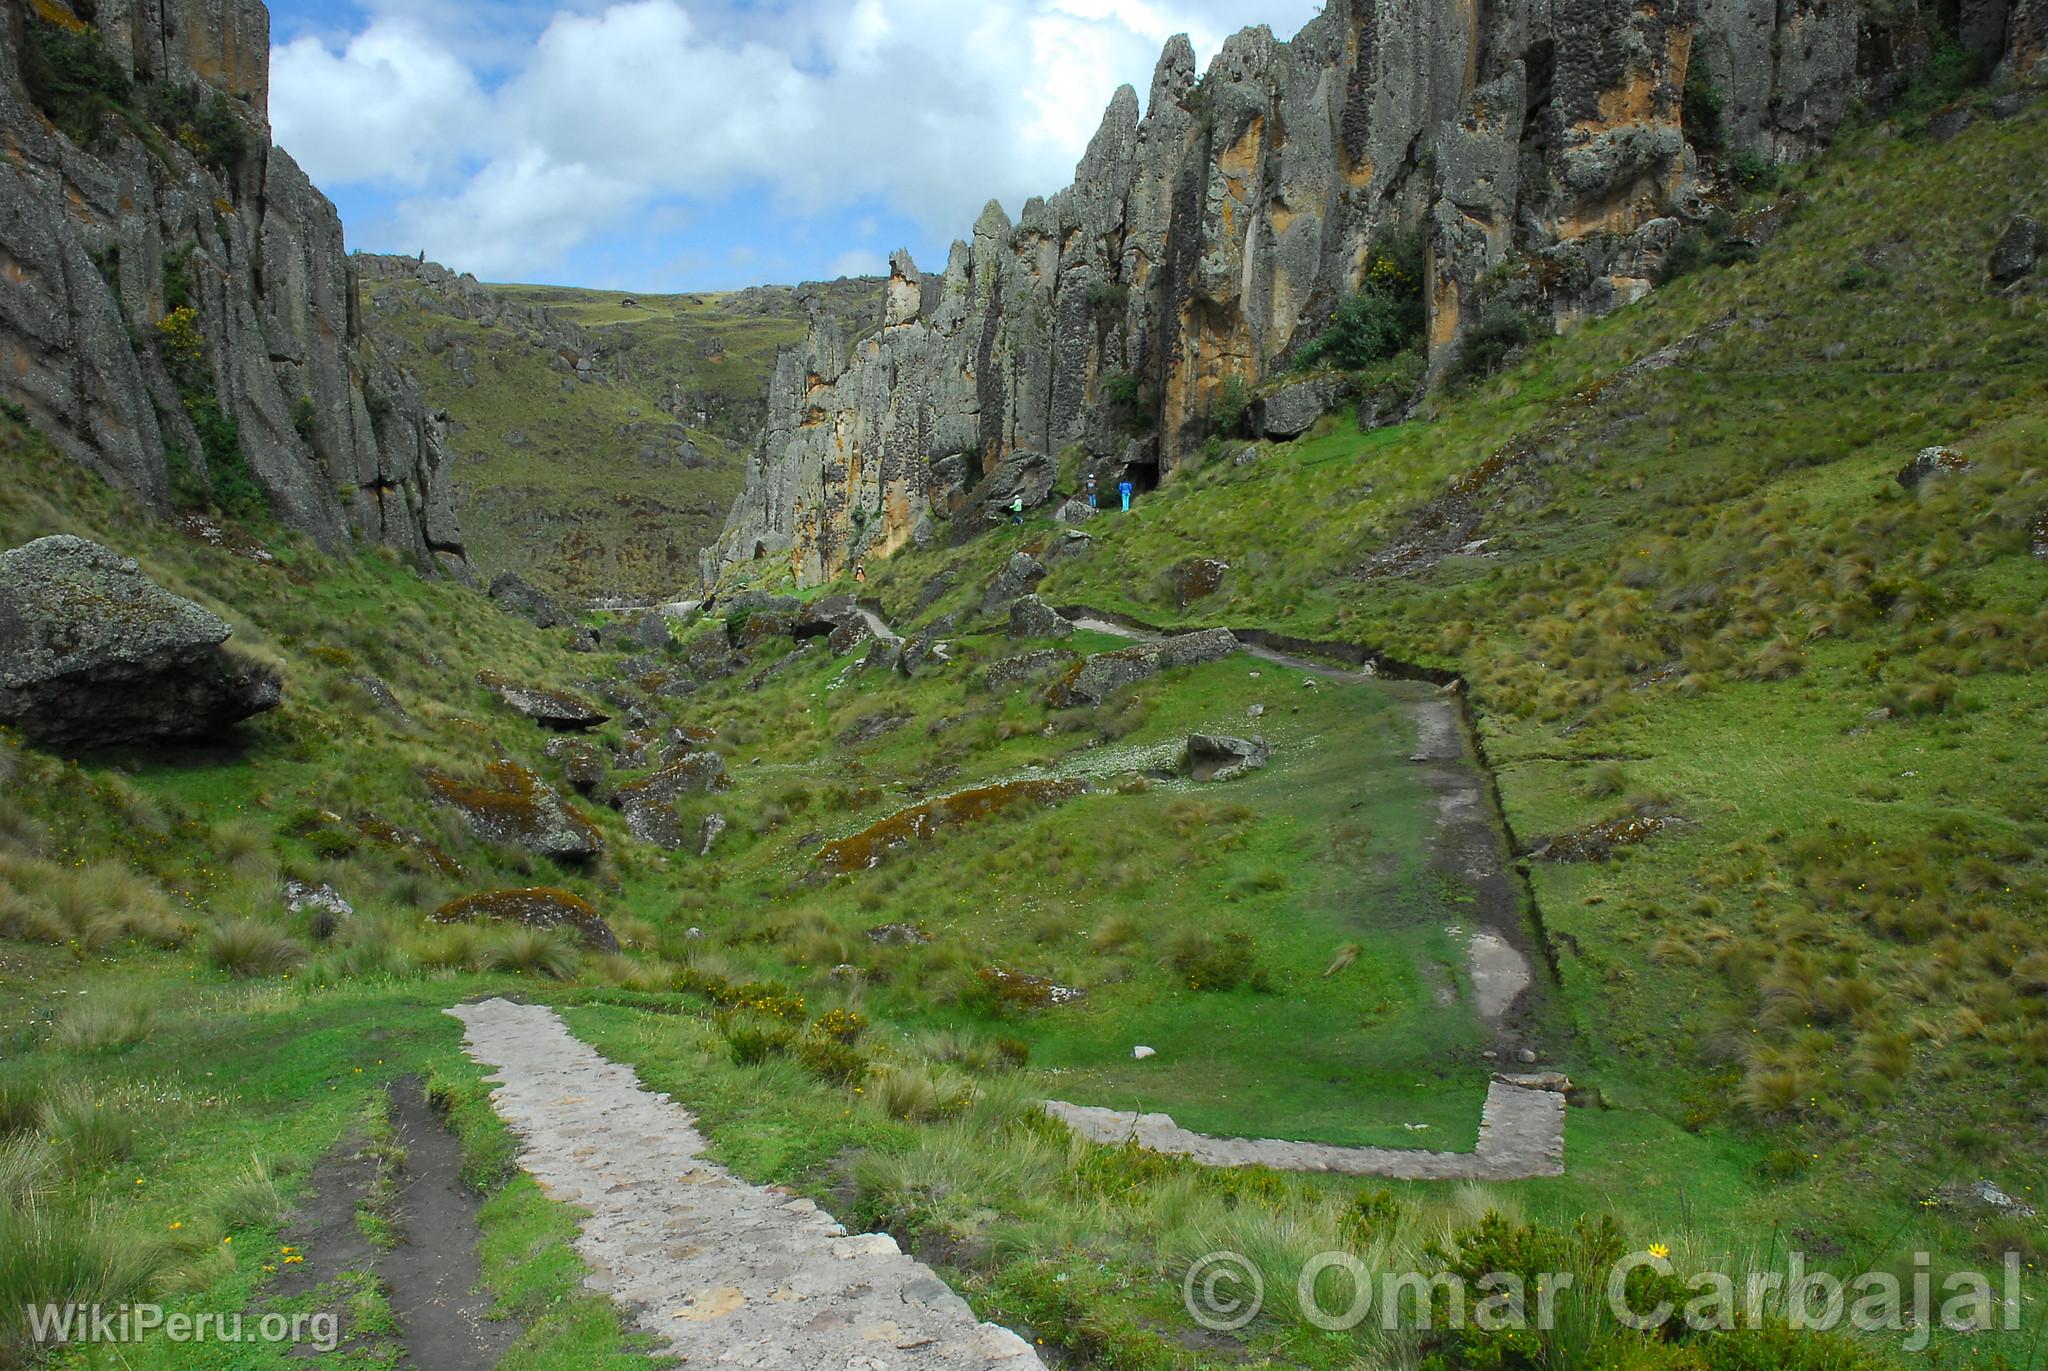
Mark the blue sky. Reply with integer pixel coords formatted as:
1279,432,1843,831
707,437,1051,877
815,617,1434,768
266,0,1324,290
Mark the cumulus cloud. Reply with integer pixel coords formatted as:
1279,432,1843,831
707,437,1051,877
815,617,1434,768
270,0,1324,281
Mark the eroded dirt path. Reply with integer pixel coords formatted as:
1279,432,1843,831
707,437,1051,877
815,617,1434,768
448,998,1045,1370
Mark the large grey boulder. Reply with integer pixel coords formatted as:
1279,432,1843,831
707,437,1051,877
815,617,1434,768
982,553,1048,615
1050,628,1238,706
427,760,602,863
613,752,731,849
1185,734,1271,782
1259,380,1344,439
488,573,565,629
1008,595,1074,639
478,671,610,731
0,536,280,749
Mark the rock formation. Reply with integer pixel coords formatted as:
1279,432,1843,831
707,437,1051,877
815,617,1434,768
0,0,464,572
706,0,2040,588
0,534,279,748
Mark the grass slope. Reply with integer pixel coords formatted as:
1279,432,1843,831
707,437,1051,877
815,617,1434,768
359,269,879,603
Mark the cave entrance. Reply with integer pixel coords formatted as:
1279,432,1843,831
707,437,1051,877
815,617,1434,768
1121,458,1161,498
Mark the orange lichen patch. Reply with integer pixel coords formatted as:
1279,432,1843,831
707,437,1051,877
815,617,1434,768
29,0,89,32
352,814,462,877
1340,148,1375,189
426,760,601,858
1590,72,1674,130
433,887,618,951
977,967,1085,1011
1267,200,1299,237
817,778,1086,873
676,724,717,746
1218,115,1263,179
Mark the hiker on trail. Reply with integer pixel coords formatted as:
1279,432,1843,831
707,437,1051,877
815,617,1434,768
1086,474,1099,509
1010,493,1024,526
1119,480,1134,512
853,563,866,585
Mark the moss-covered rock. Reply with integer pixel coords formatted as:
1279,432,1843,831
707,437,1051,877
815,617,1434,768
426,759,603,862
0,535,279,749
432,887,617,951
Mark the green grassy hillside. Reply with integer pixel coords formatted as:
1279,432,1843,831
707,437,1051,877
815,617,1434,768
821,88,2048,1257
358,266,880,604
2,79,2043,1371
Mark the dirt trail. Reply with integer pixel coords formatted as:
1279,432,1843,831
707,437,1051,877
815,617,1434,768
448,998,1045,1370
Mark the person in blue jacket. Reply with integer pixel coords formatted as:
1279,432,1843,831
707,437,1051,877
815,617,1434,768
1119,480,1134,512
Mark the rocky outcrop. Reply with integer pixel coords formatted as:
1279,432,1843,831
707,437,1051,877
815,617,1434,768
1991,213,2041,286
0,535,279,749
612,752,730,850
427,761,602,863
478,671,610,731
1008,595,1073,639
1185,733,1271,782
1050,628,1238,706
433,887,618,952
708,0,2035,588
0,0,463,571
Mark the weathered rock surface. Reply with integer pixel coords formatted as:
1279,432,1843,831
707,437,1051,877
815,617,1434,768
1259,380,1344,439
1991,213,2041,285
427,761,602,863
543,737,609,798
1172,557,1229,608
613,752,731,849
488,573,566,629
0,2,463,569
1051,628,1238,706
478,671,610,731
0,535,279,748
1008,594,1074,639
982,553,1048,615
701,0,2023,588
434,888,618,951
1898,445,1973,489
982,649,1073,693
1185,733,1271,782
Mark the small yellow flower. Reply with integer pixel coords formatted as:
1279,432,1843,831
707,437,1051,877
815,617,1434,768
169,1221,184,1231
222,1236,232,1245
1648,1243,1671,1260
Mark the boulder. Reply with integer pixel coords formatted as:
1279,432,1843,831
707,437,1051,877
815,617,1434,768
1008,595,1074,639
433,887,618,951
0,536,280,750
613,752,732,849
1185,733,1271,782
1045,529,1096,563
1172,557,1229,608
487,573,565,629
543,736,609,798
897,631,950,677
827,618,874,656
598,611,671,652
1054,498,1098,524
861,637,904,672
1050,628,1239,706
1990,214,2041,287
728,609,798,646
975,450,1056,526
723,590,804,616
981,649,1072,693
1897,445,1972,489
793,594,860,639
1259,379,1344,439
478,671,610,731
427,760,602,863
866,922,931,946
981,553,1048,614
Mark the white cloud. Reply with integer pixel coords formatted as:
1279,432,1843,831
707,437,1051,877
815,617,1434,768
271,0,1325,281
827,248,891,279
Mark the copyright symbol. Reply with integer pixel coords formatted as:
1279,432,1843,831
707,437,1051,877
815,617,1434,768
1183,1250,1263,1331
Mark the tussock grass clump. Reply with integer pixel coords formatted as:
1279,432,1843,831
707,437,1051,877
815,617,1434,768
50,993,155,1053
37,1086,138,1170
0,1197,166,1366
205,919,306,979
478,927,581,980
867,1064,973,1122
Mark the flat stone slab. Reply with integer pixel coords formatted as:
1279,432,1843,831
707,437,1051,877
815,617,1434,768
448,999,1045,1369
1044,1075,1566,1181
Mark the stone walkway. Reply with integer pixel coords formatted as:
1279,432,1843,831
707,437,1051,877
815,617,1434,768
1044,1074,1568,1181
448,999,1045,1369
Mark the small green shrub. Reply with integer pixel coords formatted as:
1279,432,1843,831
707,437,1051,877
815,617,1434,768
1443,309,1535,388
1166,928,1262,992
1294,227,1427,371
1211,374,1252,439
19,17,133,148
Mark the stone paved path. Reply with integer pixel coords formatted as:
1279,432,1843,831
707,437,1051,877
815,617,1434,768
448,998,1046,1369
1045,1074,1567,1181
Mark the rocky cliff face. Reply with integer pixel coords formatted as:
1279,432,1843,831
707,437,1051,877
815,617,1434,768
707,0,2042,588
0,0,464,573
